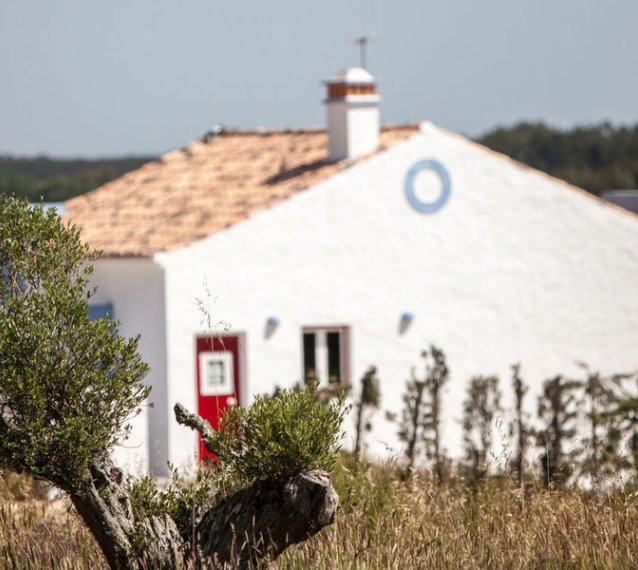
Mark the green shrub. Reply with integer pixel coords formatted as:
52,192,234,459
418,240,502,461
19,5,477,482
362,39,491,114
207,381,349,484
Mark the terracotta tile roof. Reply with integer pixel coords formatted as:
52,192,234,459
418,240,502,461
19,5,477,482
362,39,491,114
62,125,419,257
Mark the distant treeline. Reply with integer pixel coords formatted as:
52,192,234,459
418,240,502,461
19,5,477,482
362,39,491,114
476,122,638,194
0,155,155,202
1,122,637,202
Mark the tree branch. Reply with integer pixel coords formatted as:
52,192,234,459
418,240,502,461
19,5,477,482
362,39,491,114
173,403,340,568
173,403,216,455
198,469,339,569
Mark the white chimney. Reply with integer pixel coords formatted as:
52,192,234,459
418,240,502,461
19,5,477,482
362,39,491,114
324,67,380,162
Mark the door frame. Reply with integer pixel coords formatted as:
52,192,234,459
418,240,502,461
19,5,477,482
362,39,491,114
194,331,248,409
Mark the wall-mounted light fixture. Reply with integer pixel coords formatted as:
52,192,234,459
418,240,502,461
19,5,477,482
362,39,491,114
399,311,414,334
264,316,280,339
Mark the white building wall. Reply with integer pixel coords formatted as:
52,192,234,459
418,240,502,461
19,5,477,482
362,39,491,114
90,258,168,474
156,121,638,467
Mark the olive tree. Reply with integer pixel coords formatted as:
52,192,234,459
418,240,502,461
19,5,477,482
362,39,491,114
0,196,341,569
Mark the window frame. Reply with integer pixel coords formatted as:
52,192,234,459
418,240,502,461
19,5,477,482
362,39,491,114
301,325,350,386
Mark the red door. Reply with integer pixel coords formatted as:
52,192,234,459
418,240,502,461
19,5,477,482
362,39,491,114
195,335,242,460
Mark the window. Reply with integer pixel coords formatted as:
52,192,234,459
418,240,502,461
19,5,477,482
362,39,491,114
198,351,234,396
88,302,114,321
206,360,225,387
302,326,349,385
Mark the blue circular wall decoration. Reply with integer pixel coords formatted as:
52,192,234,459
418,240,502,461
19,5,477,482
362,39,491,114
404,159,451,214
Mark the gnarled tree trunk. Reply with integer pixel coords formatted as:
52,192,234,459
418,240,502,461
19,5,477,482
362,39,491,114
68,405,339,570
69,452,184,570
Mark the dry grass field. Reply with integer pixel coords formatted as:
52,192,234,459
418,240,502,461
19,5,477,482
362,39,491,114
2,460,638,569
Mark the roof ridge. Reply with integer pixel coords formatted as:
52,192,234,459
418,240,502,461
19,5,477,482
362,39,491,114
195,122,419,137
213,126,325,135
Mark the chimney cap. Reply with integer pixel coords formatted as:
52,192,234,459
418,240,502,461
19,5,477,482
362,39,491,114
327,67,375,84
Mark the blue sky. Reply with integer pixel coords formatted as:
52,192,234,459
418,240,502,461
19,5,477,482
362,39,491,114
1,0,637,156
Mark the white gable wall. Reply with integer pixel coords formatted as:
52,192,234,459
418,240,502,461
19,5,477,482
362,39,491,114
156,122,638,467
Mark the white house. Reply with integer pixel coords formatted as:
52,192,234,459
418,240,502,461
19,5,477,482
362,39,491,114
63,68,638,475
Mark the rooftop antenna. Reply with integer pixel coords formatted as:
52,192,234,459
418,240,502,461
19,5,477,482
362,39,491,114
349,34,375,69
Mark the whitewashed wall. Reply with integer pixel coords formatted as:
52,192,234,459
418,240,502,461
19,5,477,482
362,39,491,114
90,258,167,474
155,121,638,468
